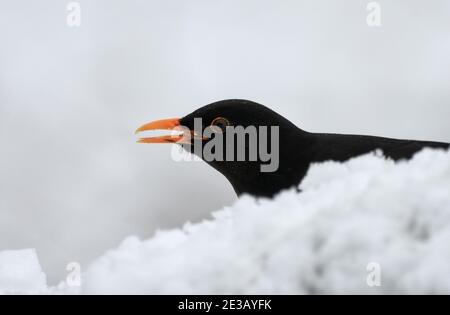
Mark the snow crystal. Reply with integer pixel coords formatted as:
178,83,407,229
1,148,450,294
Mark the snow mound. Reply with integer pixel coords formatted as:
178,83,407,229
1,148,450,294
0,249,47,294
83,148,450,294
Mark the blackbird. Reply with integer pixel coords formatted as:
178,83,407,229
136,99,449,198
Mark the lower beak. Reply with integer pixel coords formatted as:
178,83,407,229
135,118,188,144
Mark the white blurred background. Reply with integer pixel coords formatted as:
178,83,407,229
0,0,449,284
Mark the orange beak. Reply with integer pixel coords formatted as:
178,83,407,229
135,118,188,144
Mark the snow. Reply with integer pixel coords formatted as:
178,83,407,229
0,249,47,294
1,148,450,294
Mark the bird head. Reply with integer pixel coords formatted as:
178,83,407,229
136,99,297,142
135,99,304,197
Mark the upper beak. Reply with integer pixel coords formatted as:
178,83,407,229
135,118,187,144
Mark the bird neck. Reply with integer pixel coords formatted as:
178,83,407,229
205,128,315,198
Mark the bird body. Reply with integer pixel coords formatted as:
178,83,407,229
136,100,449,198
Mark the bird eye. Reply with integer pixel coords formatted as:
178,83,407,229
211,117,230,132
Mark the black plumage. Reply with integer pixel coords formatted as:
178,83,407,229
137,99,449,198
